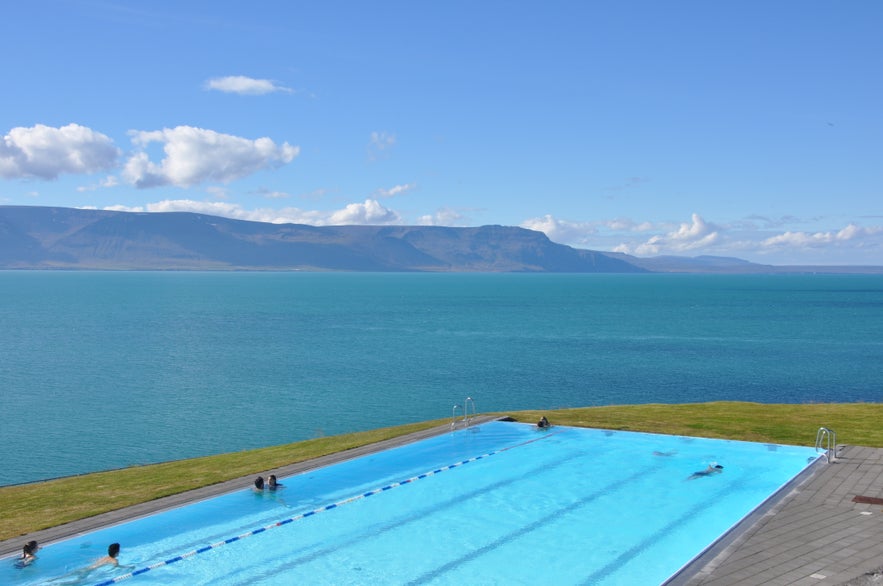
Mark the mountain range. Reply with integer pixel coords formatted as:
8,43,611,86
1,206,880,273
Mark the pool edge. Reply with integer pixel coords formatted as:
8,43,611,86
0,415,505,560
662,450,828,585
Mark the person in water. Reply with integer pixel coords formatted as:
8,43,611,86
267,474,283,491
537,416,550,429
688,464,724,480
16,540,38,567
90,543,120,568
253,476,265,491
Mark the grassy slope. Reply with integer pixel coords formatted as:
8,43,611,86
1,402,880,542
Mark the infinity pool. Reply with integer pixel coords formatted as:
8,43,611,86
3,421,820,585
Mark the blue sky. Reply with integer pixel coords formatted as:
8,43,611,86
1,1,880,265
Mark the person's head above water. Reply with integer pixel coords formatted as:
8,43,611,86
254,476,264,490
108,543,120,559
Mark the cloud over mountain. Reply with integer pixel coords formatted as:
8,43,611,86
123,126,299,188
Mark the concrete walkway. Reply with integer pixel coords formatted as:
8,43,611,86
3,422,882,585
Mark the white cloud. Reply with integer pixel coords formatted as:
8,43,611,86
204,76,292,95
102,204,144,212
837,224,862,240
123,126,299,188
522,215,656,246
77,175,120,192
604,218,654,232
521,214,597,246
370,131,395,150
761,224,882,249
104,200,296,223
418,208,467,226
670,214,719,244
147,199,251,217
328,199,401,225
626,214,720,255
762,231,832,248
0,124,120,180
374,183,416,198
368,131,396,160
100,197,403,227
524,211,882,264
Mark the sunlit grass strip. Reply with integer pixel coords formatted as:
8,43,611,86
1,402,880,543
507,402,883,447
0,420,445,542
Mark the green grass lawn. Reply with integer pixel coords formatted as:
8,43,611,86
509,401,883,446
1,402,880,543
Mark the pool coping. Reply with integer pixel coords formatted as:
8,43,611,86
664,450,828,585
3,421,882,586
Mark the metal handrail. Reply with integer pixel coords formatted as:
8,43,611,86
463,396,476,427
815,427,837,462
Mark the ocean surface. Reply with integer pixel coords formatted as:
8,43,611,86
1,271,880,487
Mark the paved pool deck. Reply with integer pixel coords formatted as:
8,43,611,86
670,443,883,586
2,419,881,585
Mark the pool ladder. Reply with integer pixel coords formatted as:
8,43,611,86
451,396,477,429
815,427,837,462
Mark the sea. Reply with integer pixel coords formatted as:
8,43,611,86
1,271,881,487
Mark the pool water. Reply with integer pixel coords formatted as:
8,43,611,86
2,421,820,585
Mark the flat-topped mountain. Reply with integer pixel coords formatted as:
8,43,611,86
0,206,642,272
4,206,880,273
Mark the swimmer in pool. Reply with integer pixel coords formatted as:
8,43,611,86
537,416,550,429
90,543,120,568
253,476,265,491
688,464,724,480
51,541,126,582
267,474,283,491
15,540,38,567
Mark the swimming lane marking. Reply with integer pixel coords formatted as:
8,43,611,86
92,429,561,585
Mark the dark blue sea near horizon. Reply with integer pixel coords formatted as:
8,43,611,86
1,271,881,487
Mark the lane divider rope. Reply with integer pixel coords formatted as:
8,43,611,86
94,428,560,585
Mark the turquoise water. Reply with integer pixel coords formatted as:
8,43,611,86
0,421,820,585
0,272,880,486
